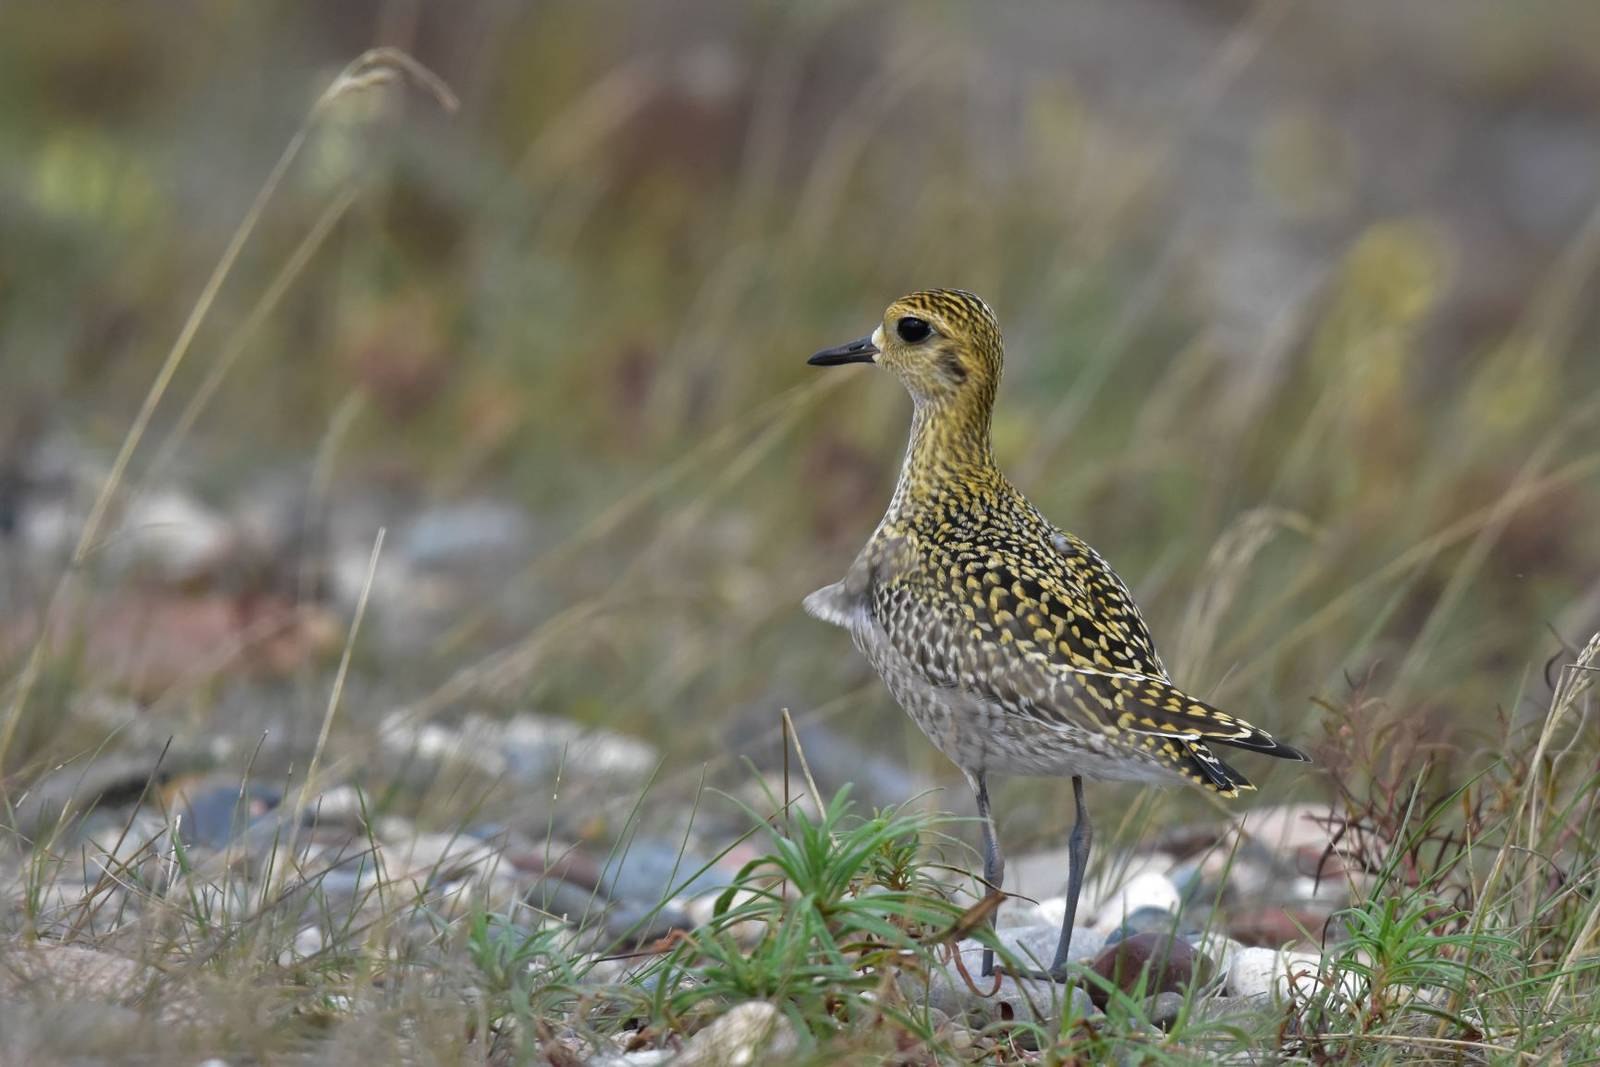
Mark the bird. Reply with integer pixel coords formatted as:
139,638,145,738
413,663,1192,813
803,289,1310,981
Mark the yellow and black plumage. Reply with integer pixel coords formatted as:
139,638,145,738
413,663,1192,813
805,289,1309,979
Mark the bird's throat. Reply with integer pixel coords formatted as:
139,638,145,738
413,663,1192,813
887,396,1001,516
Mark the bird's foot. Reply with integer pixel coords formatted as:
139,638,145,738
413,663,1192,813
994,962,1073,984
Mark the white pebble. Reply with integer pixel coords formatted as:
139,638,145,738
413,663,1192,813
1088,871,1180,931
1225,946,1322,999
673,1002,797,1066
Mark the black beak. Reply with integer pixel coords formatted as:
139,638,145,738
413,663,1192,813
808,334,879,367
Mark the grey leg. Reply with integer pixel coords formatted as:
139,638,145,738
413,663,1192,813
1048,775,1093,974
970,771,1004,978
998,775,1091,982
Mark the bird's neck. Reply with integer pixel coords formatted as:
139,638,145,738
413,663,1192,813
887,394,1002,516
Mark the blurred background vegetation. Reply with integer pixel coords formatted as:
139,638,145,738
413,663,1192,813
1,0,1598,844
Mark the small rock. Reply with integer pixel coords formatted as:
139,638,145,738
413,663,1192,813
1088,872,1180,932
1183,931,1241,992
377,714,503,777
1145,990,1185,1031
0,944,170,1019
172,777,282,849
380,711,659,788
1189,993,1268,1025
527,877,609,927
1227,904,1328,947
603,899,693,947
1105,905,1180,945
589,1051,674,1066
673,1001,797,1066
399,500,530,570
303,784,372,829
1231,802,1365,888
523,876,687,948
85,812,173,884
10,753,164,843
110,488,234,583
600,839,725,906
278,925,326,966
684,887,765,945
1225,946,1322,1000
1087,932,1211,1009
505,844,603,891
382,830,504,885
1237,803,1341,856
915,924,1102,1026
497,712,658,782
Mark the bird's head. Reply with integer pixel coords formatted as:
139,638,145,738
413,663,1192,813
809,289,1003,409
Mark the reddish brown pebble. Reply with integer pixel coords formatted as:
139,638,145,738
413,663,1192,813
1087,932,1211,1009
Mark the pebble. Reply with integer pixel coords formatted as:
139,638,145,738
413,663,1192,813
85,813,173,884
914,924,1103,1026
378,711,659,787
497,712,659,782
1225,946,1323,999
1227,904,1328,947
0,943,147,1003
588,1051,673,1066
599,838,725,906
303,784,372,830
1105,904,1181,945
1087,932,1212,1009
527,876,609,928
11,753,165,843
672,1001,798,1066
684,887,764,945
109,487,235,583
603,899,694,947
522,875,688,948
173,778,281,849
382,830,504,885
1087,871,1181,933
1188,993,1269,1025
399,500,530,570
1145,990,1185,1030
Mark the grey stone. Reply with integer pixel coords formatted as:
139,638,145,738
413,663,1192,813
176,779,282,849
603,899,693,947
600,838,725,905
672,1001,798,1066
1146,990,1185,1031
399,500,530,570
527,876,608,926
1189,993,1272,1026
910,924,1102,1027
1105,905,1181,945
11,754,165,844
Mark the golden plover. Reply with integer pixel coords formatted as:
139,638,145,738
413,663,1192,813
805,289,1310,980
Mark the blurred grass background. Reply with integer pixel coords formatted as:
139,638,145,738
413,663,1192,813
1,0,1599,840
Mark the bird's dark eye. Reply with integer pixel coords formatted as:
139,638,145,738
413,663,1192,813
896,316,931,343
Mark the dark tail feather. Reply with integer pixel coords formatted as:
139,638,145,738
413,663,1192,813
1181,741,1253,796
